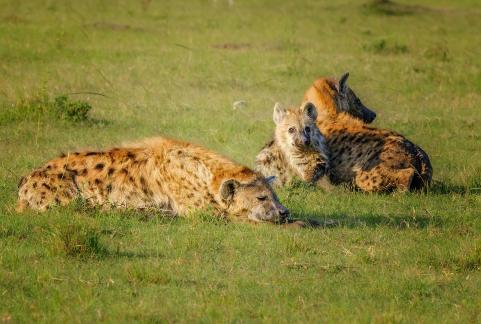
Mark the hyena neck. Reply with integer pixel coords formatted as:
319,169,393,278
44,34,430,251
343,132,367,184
317,113,366,137
335,112,367,127
275,139,309,179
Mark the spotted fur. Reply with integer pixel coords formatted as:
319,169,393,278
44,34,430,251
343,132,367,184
303,73,432,192
255,102,329,187
16,137,289,223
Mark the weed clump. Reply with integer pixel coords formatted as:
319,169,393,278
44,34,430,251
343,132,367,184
53,95,92,122
50,223,109,258
0,92,94,125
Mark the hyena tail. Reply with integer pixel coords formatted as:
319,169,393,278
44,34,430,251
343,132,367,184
410,145,433,191
16,176,29,213
15,199,29,213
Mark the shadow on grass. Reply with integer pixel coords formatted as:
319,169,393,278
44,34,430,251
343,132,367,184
298,212,442,230
427,180,481,195
363,0,443,16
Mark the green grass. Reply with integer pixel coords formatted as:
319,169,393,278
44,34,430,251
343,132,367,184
1,0,481,322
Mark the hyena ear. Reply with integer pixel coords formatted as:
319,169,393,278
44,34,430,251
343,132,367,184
220,179,240,202
265,176,276,186
302,102,318,121
338,72,350,94
273,102,287,125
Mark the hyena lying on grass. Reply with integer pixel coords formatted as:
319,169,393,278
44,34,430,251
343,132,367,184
255,102,329,187
17,137,293,224
304,73,432,192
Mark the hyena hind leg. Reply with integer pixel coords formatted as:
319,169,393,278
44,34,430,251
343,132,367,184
16,172,79,212
355,166,415,193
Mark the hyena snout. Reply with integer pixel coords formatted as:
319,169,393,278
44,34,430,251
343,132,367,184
359,105,377,124
365,110,376,123
278,205,289,220
295,134,311,148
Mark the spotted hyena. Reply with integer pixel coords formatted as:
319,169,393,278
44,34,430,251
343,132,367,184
16,137,292,223
255,102,329,187
303,73,432,192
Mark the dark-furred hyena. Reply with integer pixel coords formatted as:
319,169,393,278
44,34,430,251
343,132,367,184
17,137,293,224
303,73,432,192
255,102,329,187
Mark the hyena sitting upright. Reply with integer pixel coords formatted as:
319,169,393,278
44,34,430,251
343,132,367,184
16,136,291,224
255,102,329,187
304,72,432,192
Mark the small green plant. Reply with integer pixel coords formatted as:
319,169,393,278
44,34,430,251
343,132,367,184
53,95,92,122
0,92,93,124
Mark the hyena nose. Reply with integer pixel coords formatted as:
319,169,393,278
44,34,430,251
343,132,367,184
367,111,376,123
279,207,289,219
303,137,311,146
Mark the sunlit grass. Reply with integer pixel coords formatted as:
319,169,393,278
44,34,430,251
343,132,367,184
1,0,480,322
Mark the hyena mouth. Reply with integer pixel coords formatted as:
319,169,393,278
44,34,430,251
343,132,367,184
313,162,328,181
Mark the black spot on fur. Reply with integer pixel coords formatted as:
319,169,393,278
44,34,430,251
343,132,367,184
41,183,51,190
95,179,102,185
108,168,115,176
127,152,136,159
106,184,112,193
85,152,97,156
95,163,105,170
57,174,64,179
67,168,78,175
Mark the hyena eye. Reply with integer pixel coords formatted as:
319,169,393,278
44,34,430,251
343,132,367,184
288,127,296,134
257,196,267,201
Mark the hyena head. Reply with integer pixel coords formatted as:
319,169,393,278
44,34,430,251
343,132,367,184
305,72,377,123
273,102,329,181
219,176,289,222
335,72,376,123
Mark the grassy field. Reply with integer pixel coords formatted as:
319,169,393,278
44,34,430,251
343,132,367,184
1,0,481,322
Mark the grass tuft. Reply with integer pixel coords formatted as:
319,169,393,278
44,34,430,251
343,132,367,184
0,92,96,125
49,222,109,258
